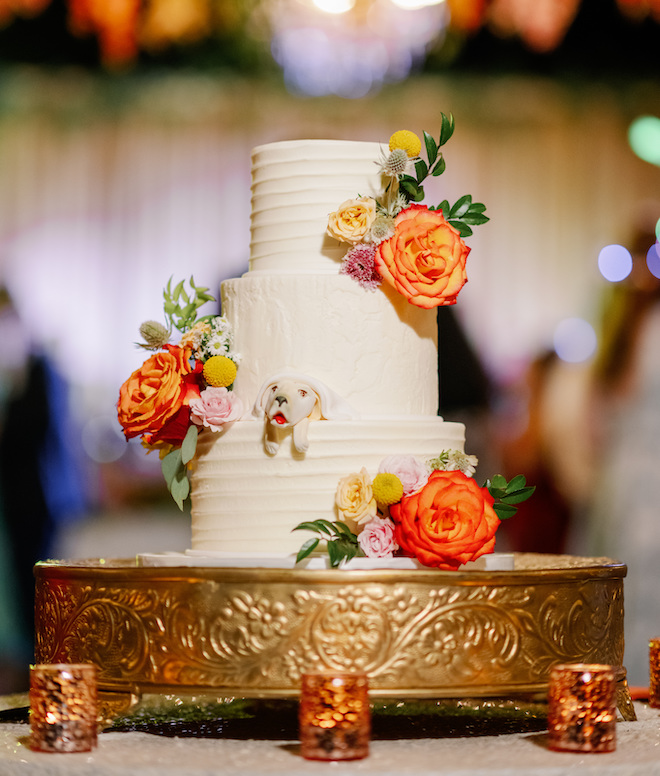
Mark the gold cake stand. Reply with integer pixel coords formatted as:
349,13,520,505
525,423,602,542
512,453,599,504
33,553,635,723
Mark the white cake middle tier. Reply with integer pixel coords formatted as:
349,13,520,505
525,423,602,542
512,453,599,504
222,273,439,416
189,416,465,556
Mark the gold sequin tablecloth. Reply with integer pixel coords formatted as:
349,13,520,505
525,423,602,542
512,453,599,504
1,700,659,776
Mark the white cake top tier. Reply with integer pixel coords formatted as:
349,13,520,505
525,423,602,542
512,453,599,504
249,139,384,275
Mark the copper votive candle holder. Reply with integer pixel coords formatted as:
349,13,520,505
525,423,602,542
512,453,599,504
29,663,98,753
650,637,660,708
299,672,370,760
547,663,617,753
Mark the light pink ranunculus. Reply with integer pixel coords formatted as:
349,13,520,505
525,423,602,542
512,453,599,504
190,386,243,432
358,518,399,559
378,455,430,496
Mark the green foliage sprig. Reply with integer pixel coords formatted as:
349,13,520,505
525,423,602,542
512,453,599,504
485,474,536,521
293,520,364,568
397,114,489,238
398,117,455,203
164,276,216,334
162,424,198,510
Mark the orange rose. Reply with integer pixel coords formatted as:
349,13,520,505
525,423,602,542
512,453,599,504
389,470,500,570
375,204,469,309
117,345,202,447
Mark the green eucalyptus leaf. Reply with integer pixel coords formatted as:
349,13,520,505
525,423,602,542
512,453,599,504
316,518,343,536
439,113,455,146
172,279,185,299
296,538,320,563
161,448,183,490
489,474,508,490
424,131,438,164
431,156,446,177
170,468,190,511
469,202,487,213
410,186,425,202
342,541,359,562
327,540,343,568
448,220,473,237
506,474,527,492
450,194,472,218
437,199,450,214
293,520,333,536
181,424,198,465
414,159,428,183
501,486,536,505
494,502,518,520
461,212,490,226
333,521,357,539
399,177,419,194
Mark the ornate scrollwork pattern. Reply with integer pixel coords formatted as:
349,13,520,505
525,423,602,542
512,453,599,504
34,560,625,698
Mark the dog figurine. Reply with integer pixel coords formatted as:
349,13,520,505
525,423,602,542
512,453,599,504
254,371,359,455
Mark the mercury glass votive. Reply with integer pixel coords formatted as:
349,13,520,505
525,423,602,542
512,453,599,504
649,637,660,708
547,663,617,753
30,663,98,753
299,672,370,760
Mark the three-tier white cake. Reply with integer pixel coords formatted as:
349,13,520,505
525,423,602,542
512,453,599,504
188,140,465,556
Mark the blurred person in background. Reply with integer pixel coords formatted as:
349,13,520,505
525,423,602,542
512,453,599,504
586,217,660,688
0,286,88,691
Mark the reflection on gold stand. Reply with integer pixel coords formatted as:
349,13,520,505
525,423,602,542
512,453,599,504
34,553,634,724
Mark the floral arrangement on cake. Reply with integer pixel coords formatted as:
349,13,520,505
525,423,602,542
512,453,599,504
117,277,242,508
327,118,488,309
294,452,534,570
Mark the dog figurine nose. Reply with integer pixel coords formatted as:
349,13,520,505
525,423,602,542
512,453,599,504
274,395,288,407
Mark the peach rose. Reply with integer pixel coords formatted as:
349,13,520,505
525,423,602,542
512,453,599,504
327,197,377,244
335,467,378,526
375,204,470,309
117,345,202,446
389,470,500,570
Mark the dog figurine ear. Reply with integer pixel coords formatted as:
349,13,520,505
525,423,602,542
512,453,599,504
291,389,321,453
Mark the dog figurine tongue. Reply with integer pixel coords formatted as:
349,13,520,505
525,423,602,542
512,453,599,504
253,371,359,455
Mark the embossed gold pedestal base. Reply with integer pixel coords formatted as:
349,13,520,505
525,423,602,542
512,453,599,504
34,553,634,723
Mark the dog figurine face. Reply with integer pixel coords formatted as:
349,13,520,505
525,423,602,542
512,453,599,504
260,378,321,455
264,379,320,430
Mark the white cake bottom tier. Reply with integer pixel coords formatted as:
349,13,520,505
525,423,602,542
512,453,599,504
189,417,465,556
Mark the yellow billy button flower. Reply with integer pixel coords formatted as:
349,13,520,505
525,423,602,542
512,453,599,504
389,130,421,159
203,355,237,387
372,472,404,508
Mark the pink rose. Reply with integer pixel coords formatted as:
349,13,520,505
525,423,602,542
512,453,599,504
358,518,399,559
378,455,430,496
190,386,243,431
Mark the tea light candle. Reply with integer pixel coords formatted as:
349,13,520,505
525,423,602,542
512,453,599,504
299,672,370,760
30,663,98,753
649,637,660,708
547,663,617,753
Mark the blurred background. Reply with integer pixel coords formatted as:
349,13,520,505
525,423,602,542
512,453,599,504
0,0,659,691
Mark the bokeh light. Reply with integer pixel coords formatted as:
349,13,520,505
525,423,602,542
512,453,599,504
553,317,597,363
597,243,633,282
647,241,660,280
656,217,660,243
313,0,355,12
269,0,448,97
628,116,660,166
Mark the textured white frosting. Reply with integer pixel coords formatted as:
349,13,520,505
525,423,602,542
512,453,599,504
190,418,465,555
250,139,385,274
222,273,438,415
189,139,466,556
